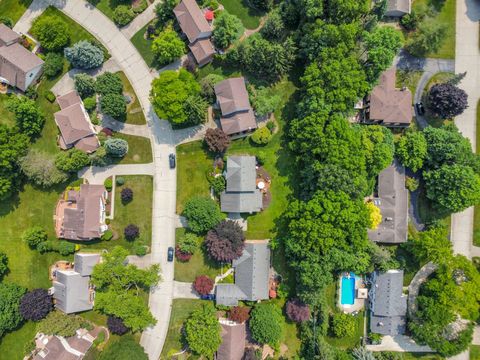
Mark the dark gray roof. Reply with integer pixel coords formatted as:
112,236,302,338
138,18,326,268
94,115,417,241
369,270,407,335
216,241,270,306
220,191,263,213
386,0,411,16
74,253,101,276
225,156,257,192
53,270,93,314
368,160,408,244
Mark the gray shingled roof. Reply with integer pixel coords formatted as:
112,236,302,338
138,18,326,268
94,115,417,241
225,156,257,192
74,253,101,276
216,241,270,306
386,0,411,16
369,270,407,335
53,270,93,314
220,191,263,213
368,160,408,244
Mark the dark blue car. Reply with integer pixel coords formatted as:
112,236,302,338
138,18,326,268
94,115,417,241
169,153,176,169
200,294,215,300
167,247,174,262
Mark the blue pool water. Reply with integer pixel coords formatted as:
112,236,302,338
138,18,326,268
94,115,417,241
340,273,356,305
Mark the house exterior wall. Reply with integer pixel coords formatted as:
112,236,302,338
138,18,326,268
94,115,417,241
23,64,43,91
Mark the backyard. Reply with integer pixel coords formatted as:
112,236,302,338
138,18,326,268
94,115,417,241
0,93,17,127
0,0,33,24
219,0,264,29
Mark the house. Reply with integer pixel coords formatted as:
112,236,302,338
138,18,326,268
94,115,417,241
0,23,44,91
52,253,101,314
33,327,101,359
217,319,246,360
369,270,407,335
385,0,411,17
368,160,408,244
214,77,257,136
220,156,263,214
54,91,99,153
216,240,270,306
55,184,108,241
363,69,412,127
174,0,215,67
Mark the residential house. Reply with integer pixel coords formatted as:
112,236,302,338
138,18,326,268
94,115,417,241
363,68,412,127
369,270,408,335
216,240,270,306
217,318,246,360
0,23,44,91
174,0,215,67
54,90,100,153
368,160,408,244
55,184,108,241
220,156,263,214
52,253,101,314
214,77,257,136
385,0,411,17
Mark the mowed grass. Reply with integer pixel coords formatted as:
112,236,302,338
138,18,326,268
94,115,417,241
131,22,156,68
160,299,205,359
471,345,480,360
220,0,263,29
87,0,151,24
116,72,146,125
114,133,153,164
0,0,33,24
0,321,36,360
0,93,16,127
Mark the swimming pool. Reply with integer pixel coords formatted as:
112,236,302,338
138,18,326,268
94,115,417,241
340,273,356,305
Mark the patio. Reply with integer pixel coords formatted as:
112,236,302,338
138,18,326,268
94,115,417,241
338,272,367,314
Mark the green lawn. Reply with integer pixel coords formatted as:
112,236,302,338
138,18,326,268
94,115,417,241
0,0,33,24
87,0,151,24
411,0,456,59
113,133,153,164
471,345,480,360
116,72,146,125
0,93,16,127
0,321,36,360
219,0,264,29
160,299,205,359
131,22,156,68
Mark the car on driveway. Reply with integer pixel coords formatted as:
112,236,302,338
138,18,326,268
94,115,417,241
167,247,174,262
200,294,215,300
415,102,425,115
169,153,176,169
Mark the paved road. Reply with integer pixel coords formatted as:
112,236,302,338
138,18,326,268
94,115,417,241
15,1,177,359
79,163,155,184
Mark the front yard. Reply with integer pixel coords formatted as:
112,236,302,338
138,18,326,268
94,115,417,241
131,22,156,68
112,133,153,164
116,71,147,125
87,0,153,24
0,0,33,24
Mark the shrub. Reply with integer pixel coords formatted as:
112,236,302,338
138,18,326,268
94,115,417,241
83,96,97,112
96,72,123,95
74,73,96,98
0,283,27,337
193,275,214,295
252,87,281,118
228,306,250,323
400,11,420,31
64,40,104,69
31,16,70,52
121,187,133,203
113,5,135,26
204,128,230,153
251,127,272,145
405,176,419,192
20,289,53,321
210,175,226,195
98,335,148,360
249,303,285,347
183,196,224,234
116,177,125,186
205,220,245,262
175,246,192,262
55,149,90,172
0,16,13,28
37,311,84,337
105,138,129,157
256,151,267,166
184,304,222,358
101,229,114,241
58,241,75,255
45,91,56,103
266,120,276,132
20,150,68,187
43,52,64,78
90,146,108,166
100,93,127,119
104,178,113,191
332,313,356,338
22,227,48,248
135,244,147,256
6,96,44,138
427,83,468,119
366,202,382,230
200,74,224,103
184,95,208,126
124,224,140,240
0,252,8,280
151,26,185,65
107,316,129,335
177,233,199,254
37,241,55,253
285,299,310,323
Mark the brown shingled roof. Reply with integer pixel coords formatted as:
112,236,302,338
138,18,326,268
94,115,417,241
174,0,212,43
217,321,246,360
0,23,20,45
57,91,82,110
189,38,215,67
220,109,257,135
0,42,44,72
215,77,251,116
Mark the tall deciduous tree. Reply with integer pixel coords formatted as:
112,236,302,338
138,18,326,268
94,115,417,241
427,83,468,119
204,128,230,153
396,131,428,172
193,275,214,295
205,220,245,262
31,16,70,52
151,26,185,65
7,96,45,138
249,303,285,347
184,304,222,358
286,299,310,323
99,335,148,360
359,125,395,178
212,11,244,49
183,196,224,234
19,289,53,321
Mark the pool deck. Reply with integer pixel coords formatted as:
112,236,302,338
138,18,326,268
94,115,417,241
338,274,367,313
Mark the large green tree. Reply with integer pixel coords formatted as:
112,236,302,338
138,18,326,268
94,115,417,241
396,131,428,172
249,303,285,347
99,336,148,360
183,196,224,234
212,11,244,49
7,96,45,138
358,125,394,178
324,0,370,24
184,304,221,358
0,283,26,337
151,26,185,65
31,16,70,52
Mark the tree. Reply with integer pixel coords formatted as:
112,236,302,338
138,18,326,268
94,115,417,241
55,149,90,172
352,347,375,360
428,83,468,119
107,316,129,335
31,16,70,52
58,241,75,256
43,52,64,78
151,26,185,65
204,128,230,153
251,127,272,145
250,0,273,11
36,311,84,336
0,282,27,337
124,224,140,240
193,275,214,295
409,226,452,264
99,336,148,360
183,196,224,234
210,175,226,195
260,10,284,40
249,303,285,347
324,0,370,24
20,150,68,187
105,138,129,157
0,252,8,280
366,202,382,229
100,93,127,119
332,313,356,337
22,226,48,248
184,304,222,358
121,187,133,203
151,69,201,125
96,72,123,96
424,164,480,213
64,40,104,69
7,96,45,138
155,0,179,25
177,232,199,254
396,131,427,172
74,73,96,98
359,125,394,178
184,94,208,125
228,306,250,323
114,5,135,26
407,20,448,57
285,299,310,323
205,220,245,262
83,97,97,112
212,11,244,49
19,289,53,321
200,74,225,103
0,16,13,28
251,86,281,117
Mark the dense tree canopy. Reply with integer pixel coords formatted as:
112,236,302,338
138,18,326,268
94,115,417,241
184,304,221,358
286,299,311,323
19,289,53,321
74,73,96,98
55,149,90,172
212,11,244,49
359,125,394,178
204,128,230,154
249,303,285,347
64,40,104,69
99,336,148,360
0,283,26,337
183,196,224,234
151,26,185,65
396,131,428,172
96,72,123,96
427,83,468,119
193,275,214,295
407,20,447,57
31,16,70,52
205,220,245,262
36,311,84,337
7,96,45,138
323,0,370,24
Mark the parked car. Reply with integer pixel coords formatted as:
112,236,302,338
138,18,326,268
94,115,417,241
200,294,215,300
169,153,176,169
167,247,174,262
415,102,425,115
